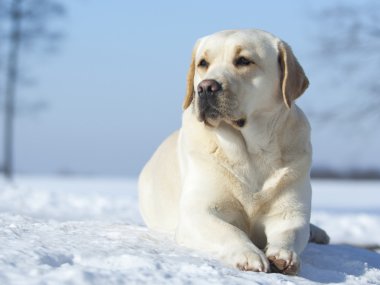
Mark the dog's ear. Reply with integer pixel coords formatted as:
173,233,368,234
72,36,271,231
278,41,309,108
183,40,200,110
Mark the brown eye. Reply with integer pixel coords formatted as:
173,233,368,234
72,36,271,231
198,59,209,68
235,56,252,66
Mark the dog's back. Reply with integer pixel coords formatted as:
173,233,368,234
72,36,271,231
138,131,181,232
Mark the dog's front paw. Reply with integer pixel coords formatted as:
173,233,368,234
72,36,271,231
224,246,270,272
266,248,299,275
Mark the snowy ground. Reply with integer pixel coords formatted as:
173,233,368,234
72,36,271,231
0,176,379,285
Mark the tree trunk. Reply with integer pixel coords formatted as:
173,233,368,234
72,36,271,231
3,0,21,179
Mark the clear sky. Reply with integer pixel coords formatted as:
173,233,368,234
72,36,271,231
1,0,379,176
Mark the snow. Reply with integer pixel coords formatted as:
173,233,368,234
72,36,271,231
0,176,379,285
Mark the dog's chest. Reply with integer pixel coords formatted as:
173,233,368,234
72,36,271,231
217,143,277,187
216,142,282,212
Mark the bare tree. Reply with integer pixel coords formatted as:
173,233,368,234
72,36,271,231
313,1,380,122
3,0,22,179
0,0,65,179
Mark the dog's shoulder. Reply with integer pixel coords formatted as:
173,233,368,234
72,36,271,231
276,105,312,173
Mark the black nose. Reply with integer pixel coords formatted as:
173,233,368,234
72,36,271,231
197,79,222,97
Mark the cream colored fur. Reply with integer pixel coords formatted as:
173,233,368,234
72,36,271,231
139,29,328,275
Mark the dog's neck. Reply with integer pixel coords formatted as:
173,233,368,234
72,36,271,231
240,104,290,156
211,104,292,187
183,103,292,164
212,106,286,159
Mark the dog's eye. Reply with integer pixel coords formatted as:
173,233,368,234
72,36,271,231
198,59,209,68
235,56,252,67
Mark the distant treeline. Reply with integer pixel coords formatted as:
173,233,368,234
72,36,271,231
311,167,380,180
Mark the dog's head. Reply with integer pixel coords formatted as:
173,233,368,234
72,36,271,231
183,29,309,128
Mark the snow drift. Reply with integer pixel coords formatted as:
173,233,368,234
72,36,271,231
0,176,379,285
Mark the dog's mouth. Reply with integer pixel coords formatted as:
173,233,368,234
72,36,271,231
196,94,222,127
231,118,246,128
198,108,222,127
196,90,245,128
198,108,246,129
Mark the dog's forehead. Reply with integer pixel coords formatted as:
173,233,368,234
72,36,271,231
196,29,279,59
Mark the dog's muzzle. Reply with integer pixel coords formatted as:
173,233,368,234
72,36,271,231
197,79,223,122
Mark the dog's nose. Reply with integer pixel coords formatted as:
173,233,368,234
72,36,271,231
197,79,222,97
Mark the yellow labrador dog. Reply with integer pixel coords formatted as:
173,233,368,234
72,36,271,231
139,29,329,275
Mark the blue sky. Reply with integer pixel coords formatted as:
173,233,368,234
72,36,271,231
1,0,378,176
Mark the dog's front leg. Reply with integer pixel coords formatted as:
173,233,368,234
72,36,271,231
264,214,309,275
262,179,311,275
176,180,269,272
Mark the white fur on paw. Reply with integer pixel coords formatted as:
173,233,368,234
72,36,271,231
225,248,270,272
266,248,299,275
